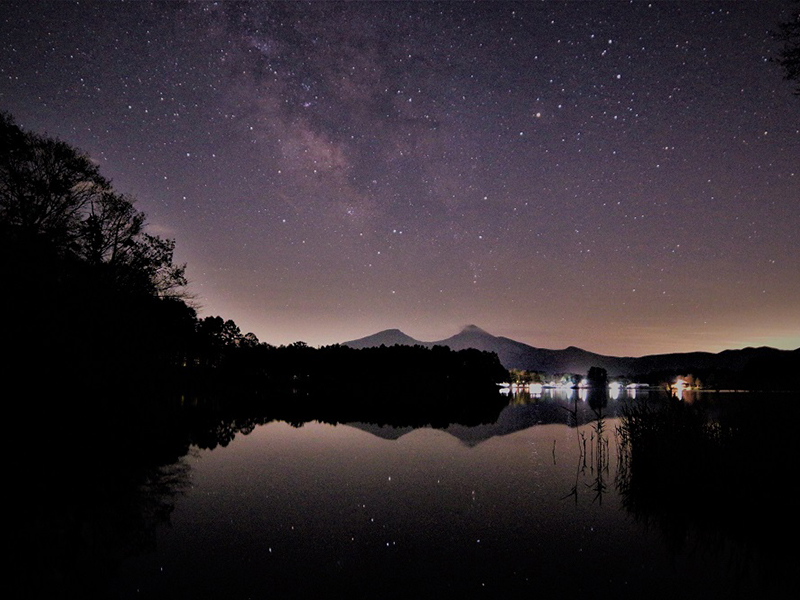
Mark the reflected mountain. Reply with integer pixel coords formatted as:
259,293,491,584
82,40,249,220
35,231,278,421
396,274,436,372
341,422,417,441
346,387,625,447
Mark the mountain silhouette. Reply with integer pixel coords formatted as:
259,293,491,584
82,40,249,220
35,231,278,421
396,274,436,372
344,328,421,348
343,325,799,379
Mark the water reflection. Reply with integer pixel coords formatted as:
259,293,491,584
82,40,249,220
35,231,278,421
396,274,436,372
121,418,636,598
118,390,796,598
19,389,799,599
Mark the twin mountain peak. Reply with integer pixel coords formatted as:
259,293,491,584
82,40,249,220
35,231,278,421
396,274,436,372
342,325,796,378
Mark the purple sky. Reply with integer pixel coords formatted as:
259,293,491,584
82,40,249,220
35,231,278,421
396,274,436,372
2,1,798,355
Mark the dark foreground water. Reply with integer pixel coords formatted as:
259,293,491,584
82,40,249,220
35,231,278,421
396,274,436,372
17,389,798,599
102,389,794,600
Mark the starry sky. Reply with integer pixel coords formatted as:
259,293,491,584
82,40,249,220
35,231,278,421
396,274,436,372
2,0,799,356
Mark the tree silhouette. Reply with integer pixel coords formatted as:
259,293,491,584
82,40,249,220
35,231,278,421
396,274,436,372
0,111,109,248
0,111,186,298
81,190,144,265
1,111,192,390
587,366,608,388
774,0,800,95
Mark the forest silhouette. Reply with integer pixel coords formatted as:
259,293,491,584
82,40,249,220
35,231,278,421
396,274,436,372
1,111,508,420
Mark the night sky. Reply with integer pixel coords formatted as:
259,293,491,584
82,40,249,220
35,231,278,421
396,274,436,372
2,1,798,356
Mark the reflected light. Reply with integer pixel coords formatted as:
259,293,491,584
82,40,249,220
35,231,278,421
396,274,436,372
672,378,686,400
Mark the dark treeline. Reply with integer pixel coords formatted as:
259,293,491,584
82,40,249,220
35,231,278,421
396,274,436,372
632,349,800,391
205,342,509,426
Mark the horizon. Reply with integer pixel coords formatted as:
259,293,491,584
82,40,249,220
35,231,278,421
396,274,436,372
334,323,800,358
3,1,798,356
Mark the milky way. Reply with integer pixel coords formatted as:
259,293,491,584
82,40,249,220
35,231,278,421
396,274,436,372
2,1,798,355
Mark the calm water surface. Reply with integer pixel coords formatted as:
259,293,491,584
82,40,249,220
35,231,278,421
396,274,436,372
117,390,792,599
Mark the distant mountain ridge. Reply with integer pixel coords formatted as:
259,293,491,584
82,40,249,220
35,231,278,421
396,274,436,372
342,325,800,379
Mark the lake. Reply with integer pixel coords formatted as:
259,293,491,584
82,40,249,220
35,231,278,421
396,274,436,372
103,388,794,599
